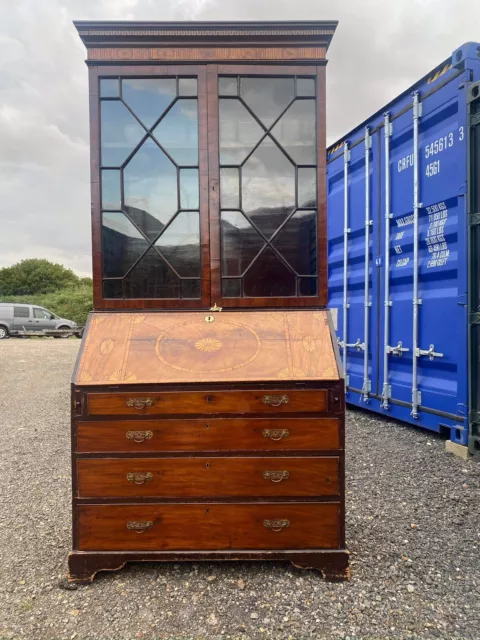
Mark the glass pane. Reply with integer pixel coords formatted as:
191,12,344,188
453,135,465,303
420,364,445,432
272,210,317,275
219,77,238,95
124,138,178,241
243,247,295,297
122,78,176,129
100,101,145,167
299,277,317,296
102,211,149,277
221,211,265,276
298,168,317,208
123,248,180,298
271,100,316,165
100,78,119,97
182,279,201,299
180,169,199,209
219,99,264,165
296,77,315,97
241,77,294,127
242,137,295,239
155,211,200,277
103,279,123,298
222,279,241,297
153,99,198,165
220,168,239,208
101,170,121,209
179,78,197,96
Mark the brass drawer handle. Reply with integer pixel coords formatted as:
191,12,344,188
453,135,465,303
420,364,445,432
262,428,289,441
263,519,290,532
262,394,289,407
263,470,290,483
126,472,154,485
126,430,153,443
126,398,155,410
127,521,153,534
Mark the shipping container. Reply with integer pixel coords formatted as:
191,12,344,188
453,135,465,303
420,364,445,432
327,42,480,453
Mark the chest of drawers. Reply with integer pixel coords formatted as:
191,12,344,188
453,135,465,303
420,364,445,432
68,310,348,583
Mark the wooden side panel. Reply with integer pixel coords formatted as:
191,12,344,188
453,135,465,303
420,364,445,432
76,417,340,453
86,389,328,416
77,456,340,498
74,310,339,385
77,502,341,551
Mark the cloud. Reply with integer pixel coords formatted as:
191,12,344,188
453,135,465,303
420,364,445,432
0,0,478,275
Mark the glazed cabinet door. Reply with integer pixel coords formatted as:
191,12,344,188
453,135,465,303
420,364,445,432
208,65,327,308
91,65,210,309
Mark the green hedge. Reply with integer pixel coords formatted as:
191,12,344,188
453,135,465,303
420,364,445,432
0,284,93,326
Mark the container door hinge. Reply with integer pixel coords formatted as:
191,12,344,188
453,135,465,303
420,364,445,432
469,212,480,226
386,341,409,356
470,113,480,127
457,293,468,306
345,374,350,387
470,410,480,423
470,312,480,325
415,344,444,360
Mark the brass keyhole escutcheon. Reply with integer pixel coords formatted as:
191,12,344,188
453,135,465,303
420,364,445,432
205,315,215,323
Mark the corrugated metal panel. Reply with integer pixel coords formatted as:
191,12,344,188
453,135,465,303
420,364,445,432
327,42,480,448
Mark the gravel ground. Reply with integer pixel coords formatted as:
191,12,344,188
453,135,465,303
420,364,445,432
0,339,479,640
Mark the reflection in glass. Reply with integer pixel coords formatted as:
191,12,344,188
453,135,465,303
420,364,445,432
241,77,294,127
220,168,240,209
272,210,317,274
271,100,316,165
124,138,177,240
123,248,180,298
180,169,199,209
100,78,119,97
179,78,197,96
243,247,295,297
242,137,295,238
122,78,176,129
103,279,123,298
299,278,317,296
296,77,315,97
181,279,201,299
219,99,264,165
102,211,149,278
156,211,200,277
219,77,238,95
153,99,198,165
298,168,317,208
222,279,241,297
101,170,121,209
100,101,145,167
221,211,265,276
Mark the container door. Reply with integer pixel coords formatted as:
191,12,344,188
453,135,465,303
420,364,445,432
382,76,469,441
468,81,480,453
327,131,378,399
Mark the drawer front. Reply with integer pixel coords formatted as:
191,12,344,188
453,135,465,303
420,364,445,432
77,503,341,551
76,457,340,498
86,389,328,417
76,418,340,453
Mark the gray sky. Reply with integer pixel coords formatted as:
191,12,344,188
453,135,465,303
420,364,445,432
0,0,478,276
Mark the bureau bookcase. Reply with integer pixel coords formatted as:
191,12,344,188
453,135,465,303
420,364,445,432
70,20,347,583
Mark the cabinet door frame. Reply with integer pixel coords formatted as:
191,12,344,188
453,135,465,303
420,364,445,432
208,63,327,308
90,64,210,310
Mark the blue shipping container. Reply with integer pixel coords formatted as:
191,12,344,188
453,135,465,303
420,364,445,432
327,42,480,452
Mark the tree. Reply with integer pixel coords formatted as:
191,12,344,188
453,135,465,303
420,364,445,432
0,259,80,296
